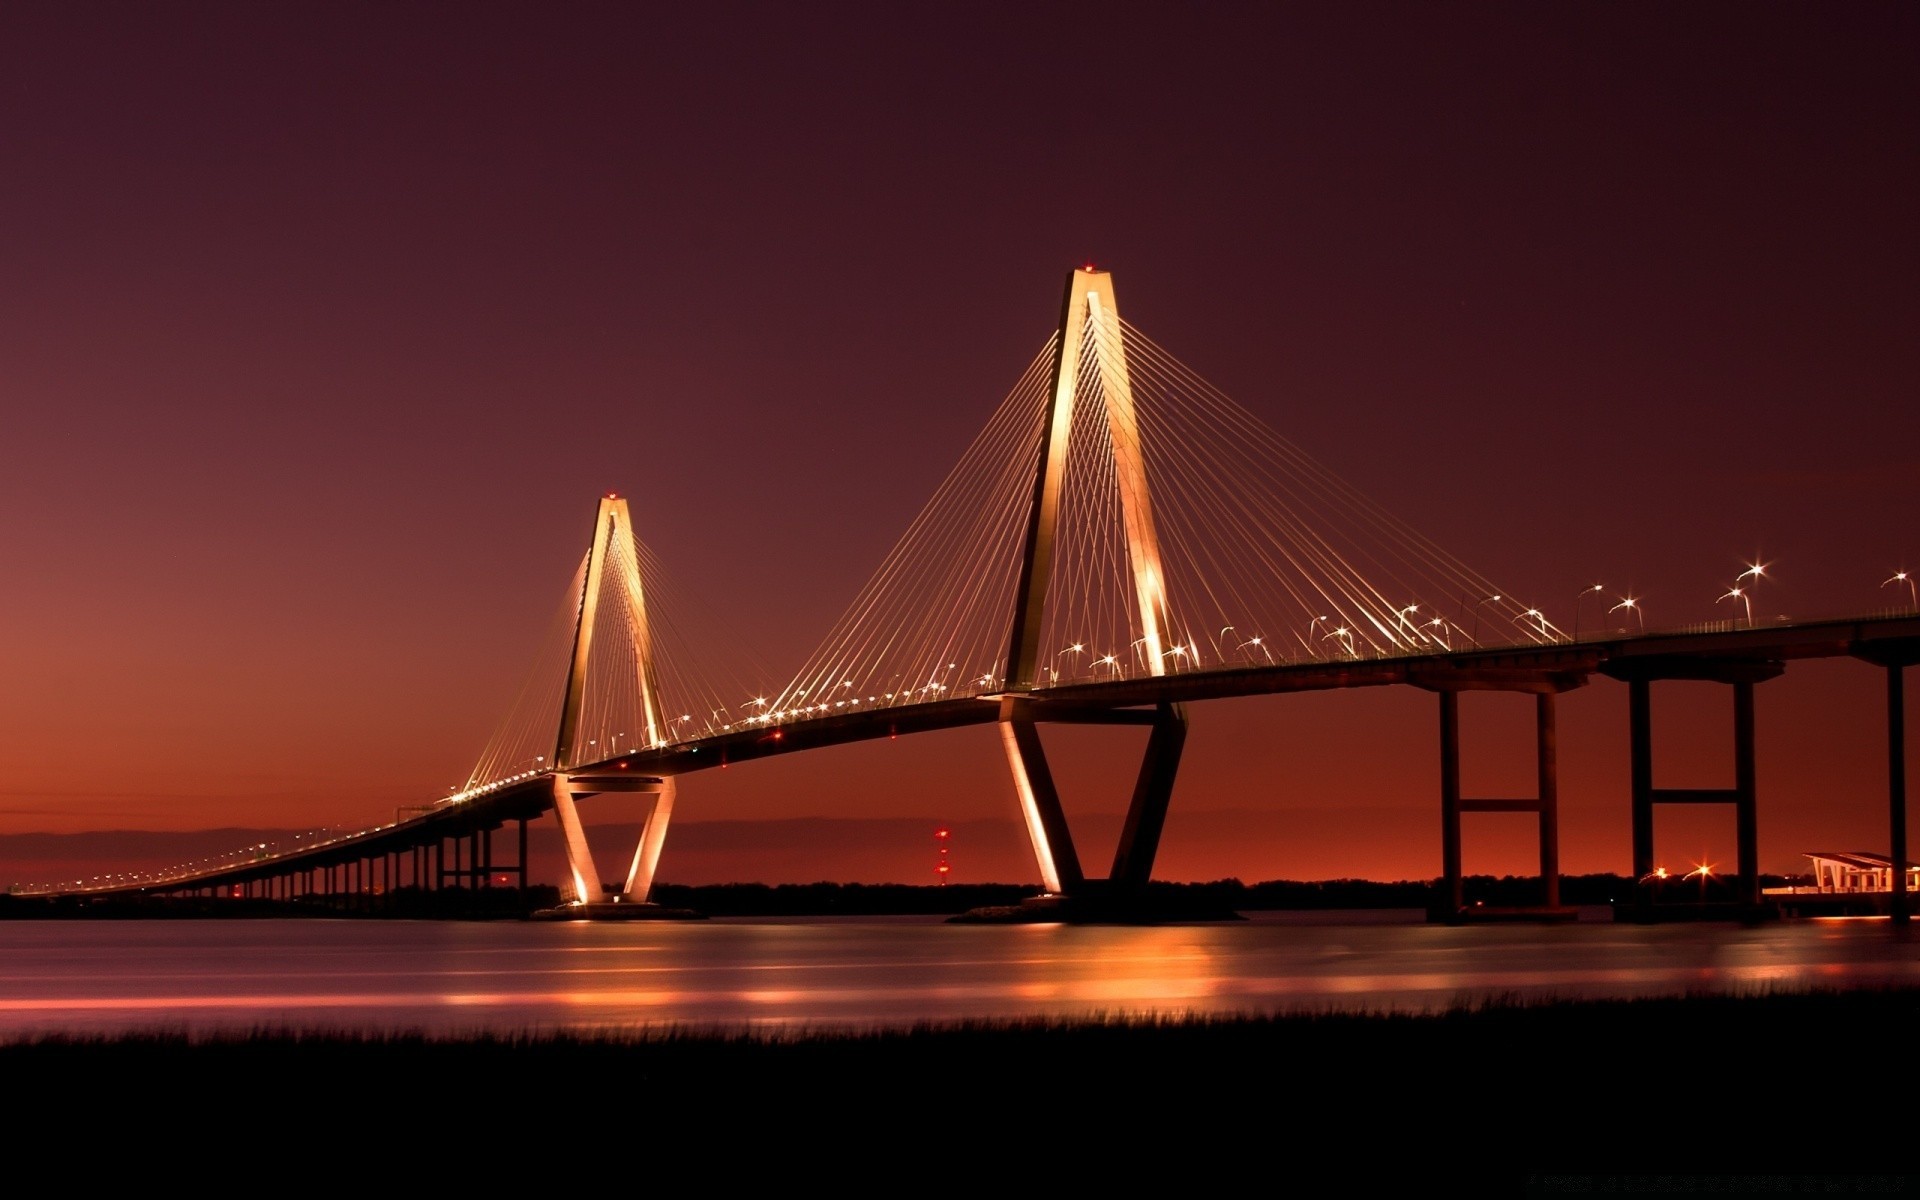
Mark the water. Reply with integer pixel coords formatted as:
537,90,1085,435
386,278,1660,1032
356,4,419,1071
4,910,1918,1040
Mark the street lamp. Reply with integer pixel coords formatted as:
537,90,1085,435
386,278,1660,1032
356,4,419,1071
1468,594,1501,646
1609,595,1644,632
1717,585,1752,628
1237,635,1274,664
1686,860,1715,901
1572,583,1604,641
1324,625,1356,657
1884,571,1917,610
1638,866,1669,901
1395,604,1420,643
1056,643,1086,681
1515,608,1550,639
1304,615,1330,656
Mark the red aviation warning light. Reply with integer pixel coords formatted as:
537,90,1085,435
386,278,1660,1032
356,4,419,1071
935,826,951,885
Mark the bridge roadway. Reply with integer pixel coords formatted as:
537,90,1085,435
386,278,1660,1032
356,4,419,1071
48,613,1920,901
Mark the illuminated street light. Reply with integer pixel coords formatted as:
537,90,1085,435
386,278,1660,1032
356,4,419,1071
1304,615,1330,655
1395,604,1420,641
1469,594,1501,646
1609,595,1644,632
1572,583,1604,641
1884,571,1917,610
1718,585,1752,628
1324,625,1356,657
1055,643,1086,680
1685,860,1715,900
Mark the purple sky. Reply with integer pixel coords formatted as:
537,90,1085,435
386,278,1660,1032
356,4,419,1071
2,2,1916,886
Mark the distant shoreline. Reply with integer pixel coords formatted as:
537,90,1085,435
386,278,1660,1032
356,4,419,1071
1,872,1796,919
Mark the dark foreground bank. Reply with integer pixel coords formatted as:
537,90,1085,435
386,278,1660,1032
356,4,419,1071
8,988,1916,1189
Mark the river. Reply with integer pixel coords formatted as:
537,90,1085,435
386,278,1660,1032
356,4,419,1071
4,909,1917,1040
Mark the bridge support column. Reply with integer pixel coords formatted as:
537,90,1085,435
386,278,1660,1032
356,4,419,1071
1851,640,1920,926
518,818,529,897
1630,679,1653,880
1890,664,1910,926
1429,683,1572,922
1608,657,1783,918
1735,681,1759,908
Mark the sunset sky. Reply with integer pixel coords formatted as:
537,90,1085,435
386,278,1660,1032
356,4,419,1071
3,2,1916,889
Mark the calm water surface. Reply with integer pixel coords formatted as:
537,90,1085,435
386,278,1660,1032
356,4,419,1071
4,910,1918,1039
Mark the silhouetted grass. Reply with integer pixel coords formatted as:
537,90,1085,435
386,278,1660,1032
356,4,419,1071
7,986,1915,1182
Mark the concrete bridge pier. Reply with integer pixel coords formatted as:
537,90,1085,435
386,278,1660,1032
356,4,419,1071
1422,673,1580,924
1851,638,1920,926
981,697,1202,923
1602,656,1784,919
533,772,701,920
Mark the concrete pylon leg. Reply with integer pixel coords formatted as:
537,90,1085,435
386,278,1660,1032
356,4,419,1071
999,699,1083,895
1109,703,1189,889
550,775,603,905
620,780,676,902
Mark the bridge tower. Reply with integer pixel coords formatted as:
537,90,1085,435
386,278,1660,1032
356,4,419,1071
999,267,1189,904
547,494,678,907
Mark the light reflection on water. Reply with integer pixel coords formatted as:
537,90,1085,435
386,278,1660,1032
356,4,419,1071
1,911,1916,1040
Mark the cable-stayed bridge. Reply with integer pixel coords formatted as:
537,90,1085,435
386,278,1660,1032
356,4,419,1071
30,269,1920,920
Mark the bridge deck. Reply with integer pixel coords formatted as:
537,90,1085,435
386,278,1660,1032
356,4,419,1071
40,613,1920,899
